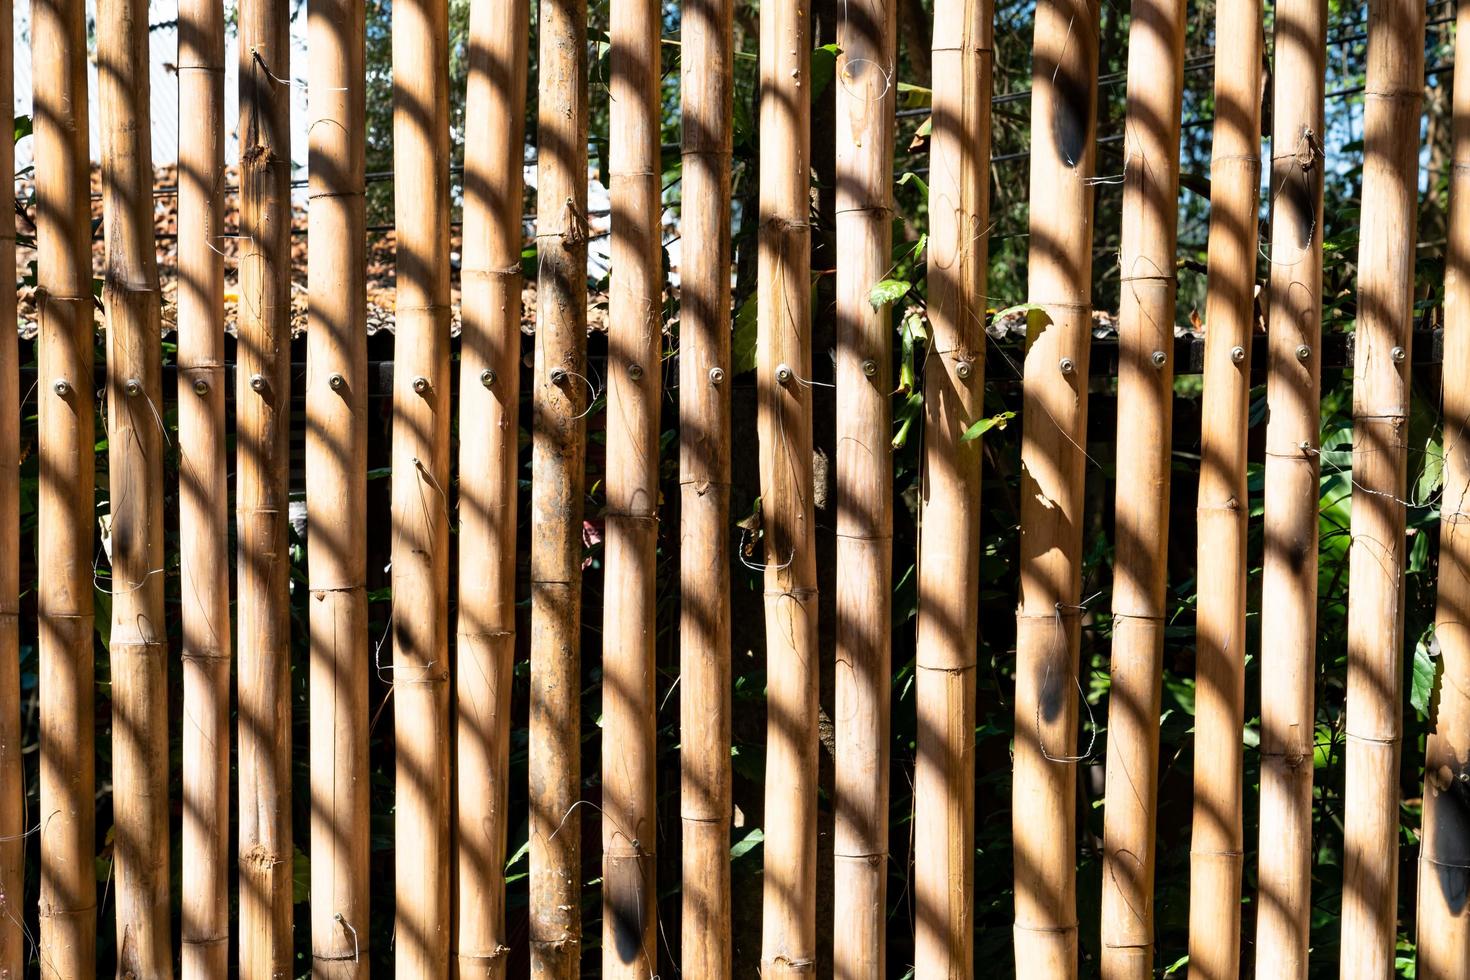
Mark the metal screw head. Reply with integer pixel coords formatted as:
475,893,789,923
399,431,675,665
1230,345,1247,364
123,378,142,397
192,378,209,396
1059,357,1076,376
480,368,496,388
328,373,346,391
51,378,70,396
861,359,877,378
955,361,973,381
1295,344,1311,362
628,362,644,381
411,375,430,394
549,367,568,385
249,373,267,392
708,366,725,385
1150,350,1168,368
775,363,794,386
1391,345,1407,363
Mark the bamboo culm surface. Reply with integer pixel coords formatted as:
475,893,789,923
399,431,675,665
33,0,97,968
913,0,991,973
456,0,528,970
1253,0,1325,972
0,13,19,978
1339,0,1424,974
1012,0,1098,974
307,0,370,968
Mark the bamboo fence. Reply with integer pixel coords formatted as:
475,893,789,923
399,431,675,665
1,0,1466,975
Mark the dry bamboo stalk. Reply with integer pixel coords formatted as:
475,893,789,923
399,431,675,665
1339,0,1423,972
32,0,96,966
1011,0,1098,973
529,0,589,966
1098,0,1186,974
832,0,897,971
99,0,171,968
0,12,20,976
1417,6,1470,974
602,0,662,970
756,0,818,968
236,0,294,966
307,0,369,969
176,0,230,969
912,0,990,973
390,0,453,967
456,0,528,968
1253,0,1324,971
1186,0,1261,975
677,0,734,965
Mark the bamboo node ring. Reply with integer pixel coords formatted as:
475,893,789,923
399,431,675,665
248,373,267,393
1230,345,1246,364
708,366,725,385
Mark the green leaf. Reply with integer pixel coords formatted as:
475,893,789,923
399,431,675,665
960,411,1016,443
731,292,759,376
730,828,764,860
809,43,841,102
1416,436,1444,504
293,846,310,904
1411,627,1438,716
868,277,911,310
896,171,929,198
13,114,31,143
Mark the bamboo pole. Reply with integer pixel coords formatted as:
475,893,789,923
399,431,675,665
99,0,171,968
176,0,230,968
236,0,294,966
1186,0,1262,975
529,0,589,965
391,0,453,966
0,13,20,977
1339,0,1423,973
1253,0,1324,971
602,0,662,970
677,0,734,965
756,0,819,967
912,0,990,973
1011,0,1098,973
456,0,527,968
832,0,897,971
1417,5,1470,974
1098,0,1186,974
307,0,369,968
32,0,96,965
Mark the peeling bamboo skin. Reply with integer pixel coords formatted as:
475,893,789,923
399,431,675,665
1012,0,1097,973
237,0,295,967
100,0,172,968
1253,0,1324,972
603,0,664,968
307,0,370,968
1099,0,1186,974
1186,0,1261,975
1340,0,1423,970
913,0,990,974
0,11,20,975
456,0,527,968
1417,6,1470,974
678,0,734,964
176,0,230,969
390,0,454,967
530,0,589,968
32,0,97,966
756,0,818,967
832,0,896,969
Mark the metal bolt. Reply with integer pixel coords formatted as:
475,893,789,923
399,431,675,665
708,366,725,386
1391,345,1407,363
411,375,430,394
628,362,644,381
1230,345,1246,364
550,367,568,385
480,368,496,388
1059,357,1076,376
955,361,973,381
328,373,346,391
1295,344,1311,362
52,379,70,396
192,378,209,396
775,363,794,386
1151,350,1168,368
249,373,267,393
123,378,142,397
861,359,877,378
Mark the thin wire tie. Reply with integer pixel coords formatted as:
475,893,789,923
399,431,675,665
333,913,360,962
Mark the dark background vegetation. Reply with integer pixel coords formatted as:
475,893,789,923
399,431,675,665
4,0,1461,974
